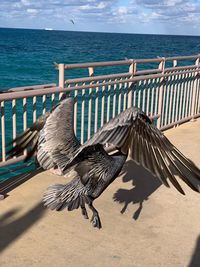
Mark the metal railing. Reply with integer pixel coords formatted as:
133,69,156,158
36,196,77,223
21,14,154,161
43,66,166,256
0,54,200,171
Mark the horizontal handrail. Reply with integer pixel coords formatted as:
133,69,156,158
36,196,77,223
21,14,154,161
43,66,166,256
64,59,133,69
0,69,199,101
165,65,199,72
0,86,61,101
160,113,200,131
135,69,162,75
65,66,199,85
63,54,200,70
0,83,56,93
65,69,164,85
65,72,131,84
165,54,200,61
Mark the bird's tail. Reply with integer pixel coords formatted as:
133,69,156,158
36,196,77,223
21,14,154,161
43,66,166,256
43,177,90,211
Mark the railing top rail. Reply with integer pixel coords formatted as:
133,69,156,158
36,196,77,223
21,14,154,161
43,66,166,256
65,72,131,84
0,83,56,93
65,64,200,85
165,64,199,72
0,86,61,101
64,59,134,69
63,54,200,70
165,54,200,61
1,67,199,101
65,69,164,84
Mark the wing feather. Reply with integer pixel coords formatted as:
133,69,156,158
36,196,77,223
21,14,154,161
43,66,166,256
59,103,200,194
6,97,80,172
131,118,200,193
41,98,80,171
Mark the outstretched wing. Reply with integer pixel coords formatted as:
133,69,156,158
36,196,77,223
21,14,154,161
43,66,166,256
84,107,142,152
128,116,200,194
65,107,200,194
6,112,50,162
6,97,80,171
39,97,80,170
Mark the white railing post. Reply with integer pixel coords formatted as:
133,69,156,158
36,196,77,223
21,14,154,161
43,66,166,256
88,67,94,77
191,56,200,120
156,57,166,128
127,60,136,108
173,59,177,67
58,63,65,99
87,67,94,140
1,101,6,162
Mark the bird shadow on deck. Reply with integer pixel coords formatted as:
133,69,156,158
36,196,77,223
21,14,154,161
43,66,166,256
0,202,46,253
113,157,200,220
113,160,162,220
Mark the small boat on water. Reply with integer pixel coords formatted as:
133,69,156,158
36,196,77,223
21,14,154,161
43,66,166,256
44,28,53,31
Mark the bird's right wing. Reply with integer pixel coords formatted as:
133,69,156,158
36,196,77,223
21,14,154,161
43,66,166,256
83,107,137,151
6,97,81,171
65,107,200,194
64,107,148,169
37,98,80,170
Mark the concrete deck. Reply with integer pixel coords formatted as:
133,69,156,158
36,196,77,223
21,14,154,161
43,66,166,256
0,119,200,267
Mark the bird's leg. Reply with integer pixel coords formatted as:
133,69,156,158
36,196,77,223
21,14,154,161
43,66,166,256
88,202,102,229
81,204,89,219
49,166,63,176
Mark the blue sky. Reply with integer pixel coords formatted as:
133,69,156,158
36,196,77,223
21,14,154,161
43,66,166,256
1,0,200,35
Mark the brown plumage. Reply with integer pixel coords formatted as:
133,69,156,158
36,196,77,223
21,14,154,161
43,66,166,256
6,97,200,228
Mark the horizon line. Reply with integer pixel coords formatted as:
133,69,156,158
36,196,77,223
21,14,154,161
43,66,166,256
1,26,200,38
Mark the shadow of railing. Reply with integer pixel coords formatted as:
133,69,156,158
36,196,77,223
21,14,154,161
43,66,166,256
113,160,162,220
0,167,43,196
0,202,46,253
188,235,200,267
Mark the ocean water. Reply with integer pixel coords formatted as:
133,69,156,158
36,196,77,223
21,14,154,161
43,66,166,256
0,28,200,182
1,28,200,90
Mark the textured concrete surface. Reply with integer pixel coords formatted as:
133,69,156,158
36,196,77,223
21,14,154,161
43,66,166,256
0,119,200,267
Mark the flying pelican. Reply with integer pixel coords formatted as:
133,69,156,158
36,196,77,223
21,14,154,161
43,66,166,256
7,97,200,228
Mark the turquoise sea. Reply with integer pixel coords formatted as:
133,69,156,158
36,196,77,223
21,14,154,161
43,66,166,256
0,28,200,182
1,28,200,90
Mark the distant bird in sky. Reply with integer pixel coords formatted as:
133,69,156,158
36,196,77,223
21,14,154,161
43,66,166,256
70,19,75,25
6,97,200,229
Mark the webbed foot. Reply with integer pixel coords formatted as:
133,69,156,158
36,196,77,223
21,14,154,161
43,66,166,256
81,207,89,219
91,214,102,229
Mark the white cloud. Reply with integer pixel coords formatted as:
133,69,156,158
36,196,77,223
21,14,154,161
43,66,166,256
21,0,31,6
1,0,200,34
26,8,38,14
116,6,128,15
164,0,183,6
